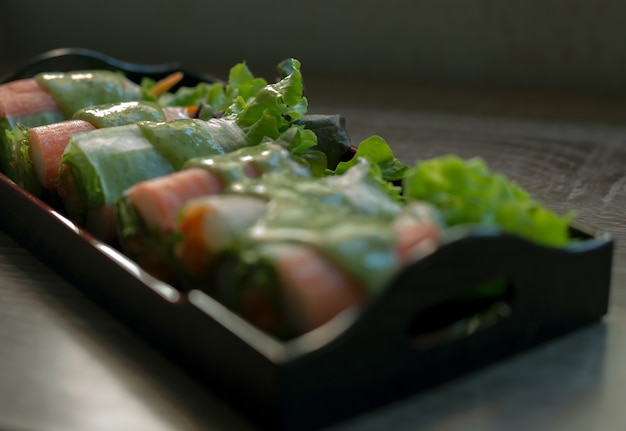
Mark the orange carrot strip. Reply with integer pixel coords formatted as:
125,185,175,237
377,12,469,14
148,72,184,97
176,202,215,277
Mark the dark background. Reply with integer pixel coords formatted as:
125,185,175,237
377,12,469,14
2,0,626,96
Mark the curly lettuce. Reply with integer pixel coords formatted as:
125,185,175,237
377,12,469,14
402,155,574,247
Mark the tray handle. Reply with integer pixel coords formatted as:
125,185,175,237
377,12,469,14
406,277,513,350
316,228,613,359
0,47,221,86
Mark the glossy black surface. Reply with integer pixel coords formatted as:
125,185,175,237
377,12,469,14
0,47,221,87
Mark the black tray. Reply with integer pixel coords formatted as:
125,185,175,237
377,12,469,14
0,49,615,431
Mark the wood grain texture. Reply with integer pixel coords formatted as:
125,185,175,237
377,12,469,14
1,79,626,430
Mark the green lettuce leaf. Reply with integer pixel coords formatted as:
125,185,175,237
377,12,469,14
153,62,268,116
335,135,409,181
224,58,307,133
295,114,352,170
13,124,42,195
333,135,407,201
403,155,574,247
227,62,268,103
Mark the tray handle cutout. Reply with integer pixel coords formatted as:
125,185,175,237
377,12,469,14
408,278,514,350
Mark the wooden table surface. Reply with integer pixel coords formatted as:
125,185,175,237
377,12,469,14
1,78,626,431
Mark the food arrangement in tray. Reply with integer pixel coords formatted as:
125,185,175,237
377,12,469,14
0,49,614,430
0,51,593,340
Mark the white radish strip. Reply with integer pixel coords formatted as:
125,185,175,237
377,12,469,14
162,106,192,121
198,195,268,253
175,195,268,277
179,195,268,253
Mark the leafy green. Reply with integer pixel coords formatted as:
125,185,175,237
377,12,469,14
335,135,409,181
224,59,307,132
153,62,268,116
403,155,574,247
295,114,352,170
334,135,408,201
227,62,268,102
13,124,42,195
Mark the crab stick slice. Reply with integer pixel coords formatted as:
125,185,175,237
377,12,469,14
126,168,224,233
234,242,366,336
273,243,366,334
0,78,60,119
29,119,97,190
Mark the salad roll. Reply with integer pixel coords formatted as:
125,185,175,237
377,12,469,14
10,101,192,195
118,168,227,281
116,140,317,279
0,70,143,176
218,241,367,337
168,161,443,337
57,118,250,242
59,59,314,242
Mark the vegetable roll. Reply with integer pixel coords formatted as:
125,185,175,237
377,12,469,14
213,208,441,338
0,78,64,179
59,59,313,243
11,100,192,195
57,123,177,242
116,140,316,279
28,120,97,192
0,78,60,121
0,70,159,181
168,161,443,338
0,68,209,180
117,168,227,281
219,241,367,337
33,70,143,117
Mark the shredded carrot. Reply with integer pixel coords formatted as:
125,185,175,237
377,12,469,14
149,71,184,97
186,105,199,117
